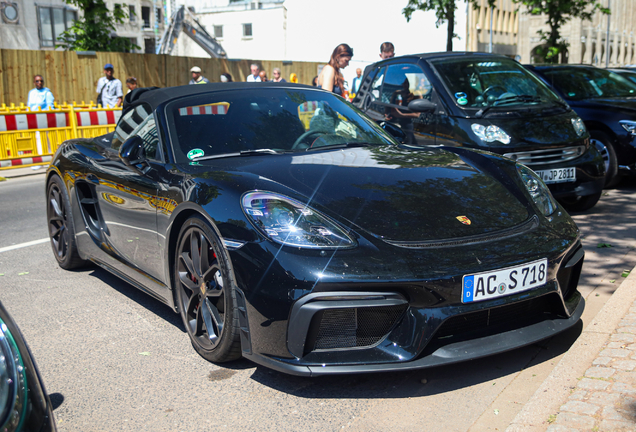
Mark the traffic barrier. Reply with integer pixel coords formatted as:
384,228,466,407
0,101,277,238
0,105,122,170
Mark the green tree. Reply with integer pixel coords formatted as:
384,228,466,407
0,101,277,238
513,0,609,63
58,0,140,52
403,0,458,52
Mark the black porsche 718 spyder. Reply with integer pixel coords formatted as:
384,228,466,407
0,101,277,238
45,83,585,376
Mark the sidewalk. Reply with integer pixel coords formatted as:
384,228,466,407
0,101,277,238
508,267,636,431
0,165,47,180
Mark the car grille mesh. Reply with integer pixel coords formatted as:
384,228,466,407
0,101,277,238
503,146,585,166
433,294,563,340
313,305,407,350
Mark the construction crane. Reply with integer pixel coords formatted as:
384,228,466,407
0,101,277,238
157,5,227,58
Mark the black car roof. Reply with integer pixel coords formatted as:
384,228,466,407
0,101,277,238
129,82,320,111
528,64,600,71
374,51,512,63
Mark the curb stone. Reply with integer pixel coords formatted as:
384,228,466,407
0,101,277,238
507,267,636,431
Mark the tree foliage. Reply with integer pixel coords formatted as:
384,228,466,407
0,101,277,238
58,0,140,52
403,0,458,52
513,0,609,63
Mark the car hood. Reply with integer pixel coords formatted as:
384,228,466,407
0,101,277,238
195,146,530,242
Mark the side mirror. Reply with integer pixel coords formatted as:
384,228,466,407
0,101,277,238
380,121,407,142
119,136,147,168
407,99,437,113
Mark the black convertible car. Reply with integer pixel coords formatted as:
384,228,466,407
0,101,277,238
46,83,585,376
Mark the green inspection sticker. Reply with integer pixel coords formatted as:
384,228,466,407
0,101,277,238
457,97,468,105
187,148,205,160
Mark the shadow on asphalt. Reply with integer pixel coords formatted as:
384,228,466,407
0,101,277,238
245,320,584,398
85,266,184,331
49,393,64,410
568,177,636,297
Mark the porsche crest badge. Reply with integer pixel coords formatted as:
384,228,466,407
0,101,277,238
456,216,471,225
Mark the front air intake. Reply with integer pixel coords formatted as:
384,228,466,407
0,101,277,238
307,304,407,352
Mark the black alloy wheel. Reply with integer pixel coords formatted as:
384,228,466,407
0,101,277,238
590,130,619,188
46,175,85,269
175,216,241,363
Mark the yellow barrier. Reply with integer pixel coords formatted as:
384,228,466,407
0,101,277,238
0,105,122,170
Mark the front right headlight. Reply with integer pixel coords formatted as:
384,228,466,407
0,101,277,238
242,191,357,249
516,164,558,216
0,319,27,432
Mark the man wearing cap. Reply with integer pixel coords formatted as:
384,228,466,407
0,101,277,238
96,63,123,107
189,66,209,84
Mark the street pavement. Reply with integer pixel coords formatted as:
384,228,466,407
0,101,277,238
1,169,636,431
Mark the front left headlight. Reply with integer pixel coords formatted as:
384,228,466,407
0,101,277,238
471,124,511,145
0,319,28,432
516,164,558,216
242,191,357,249
619,120,636,136
571,117,587,137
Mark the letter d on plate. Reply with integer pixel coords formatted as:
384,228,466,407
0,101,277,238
463,275,474,303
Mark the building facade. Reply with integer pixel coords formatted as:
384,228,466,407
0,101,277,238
0,0,164,53
467,0,636,66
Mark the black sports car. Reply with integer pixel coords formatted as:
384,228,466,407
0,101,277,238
0,302,57,431
46,83,585,376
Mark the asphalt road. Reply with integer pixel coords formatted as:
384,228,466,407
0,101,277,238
1,173,635,432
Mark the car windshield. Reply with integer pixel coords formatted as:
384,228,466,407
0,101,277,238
429,57,562,110
541,67,636,100
166,88,395,163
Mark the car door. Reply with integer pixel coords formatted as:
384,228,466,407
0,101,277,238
89,104,165,284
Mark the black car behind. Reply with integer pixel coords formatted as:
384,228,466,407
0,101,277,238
353,52,606,211
526,64,636,187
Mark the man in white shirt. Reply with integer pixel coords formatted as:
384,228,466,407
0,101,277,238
27,75,55,110
246,64,262,82
96,63,123,108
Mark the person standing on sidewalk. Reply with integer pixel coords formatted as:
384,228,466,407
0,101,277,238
189,66,209,85
271,68,286,82
27,75,55,111
247,64,261,82
96,64,123,108
380,42,395,59
317,43,353,95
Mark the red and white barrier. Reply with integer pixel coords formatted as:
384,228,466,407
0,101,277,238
179,105,227,116
75,110,121,127
0,155,52,168
0,113,69,131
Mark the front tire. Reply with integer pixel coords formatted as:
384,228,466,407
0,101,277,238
174,216,241,363
46,175,86,269
590,130,619,188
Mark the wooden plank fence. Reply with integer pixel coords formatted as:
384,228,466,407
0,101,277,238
0,49,323,106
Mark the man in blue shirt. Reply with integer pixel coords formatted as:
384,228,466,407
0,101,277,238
27,75,55,111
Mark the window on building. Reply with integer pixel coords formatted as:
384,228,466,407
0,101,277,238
243,23,252,38
141,6,150,28
214,25,223,39
114,3,122,13
129,5,136,22
38,7,77,47
144,38,155,54
155,7,161,25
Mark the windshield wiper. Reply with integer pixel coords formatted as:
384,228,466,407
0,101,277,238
306,142,374,151
476,94,566,118
192,149,282,161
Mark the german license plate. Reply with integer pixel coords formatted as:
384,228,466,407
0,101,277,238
534,167,576,184
462,259,548,303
